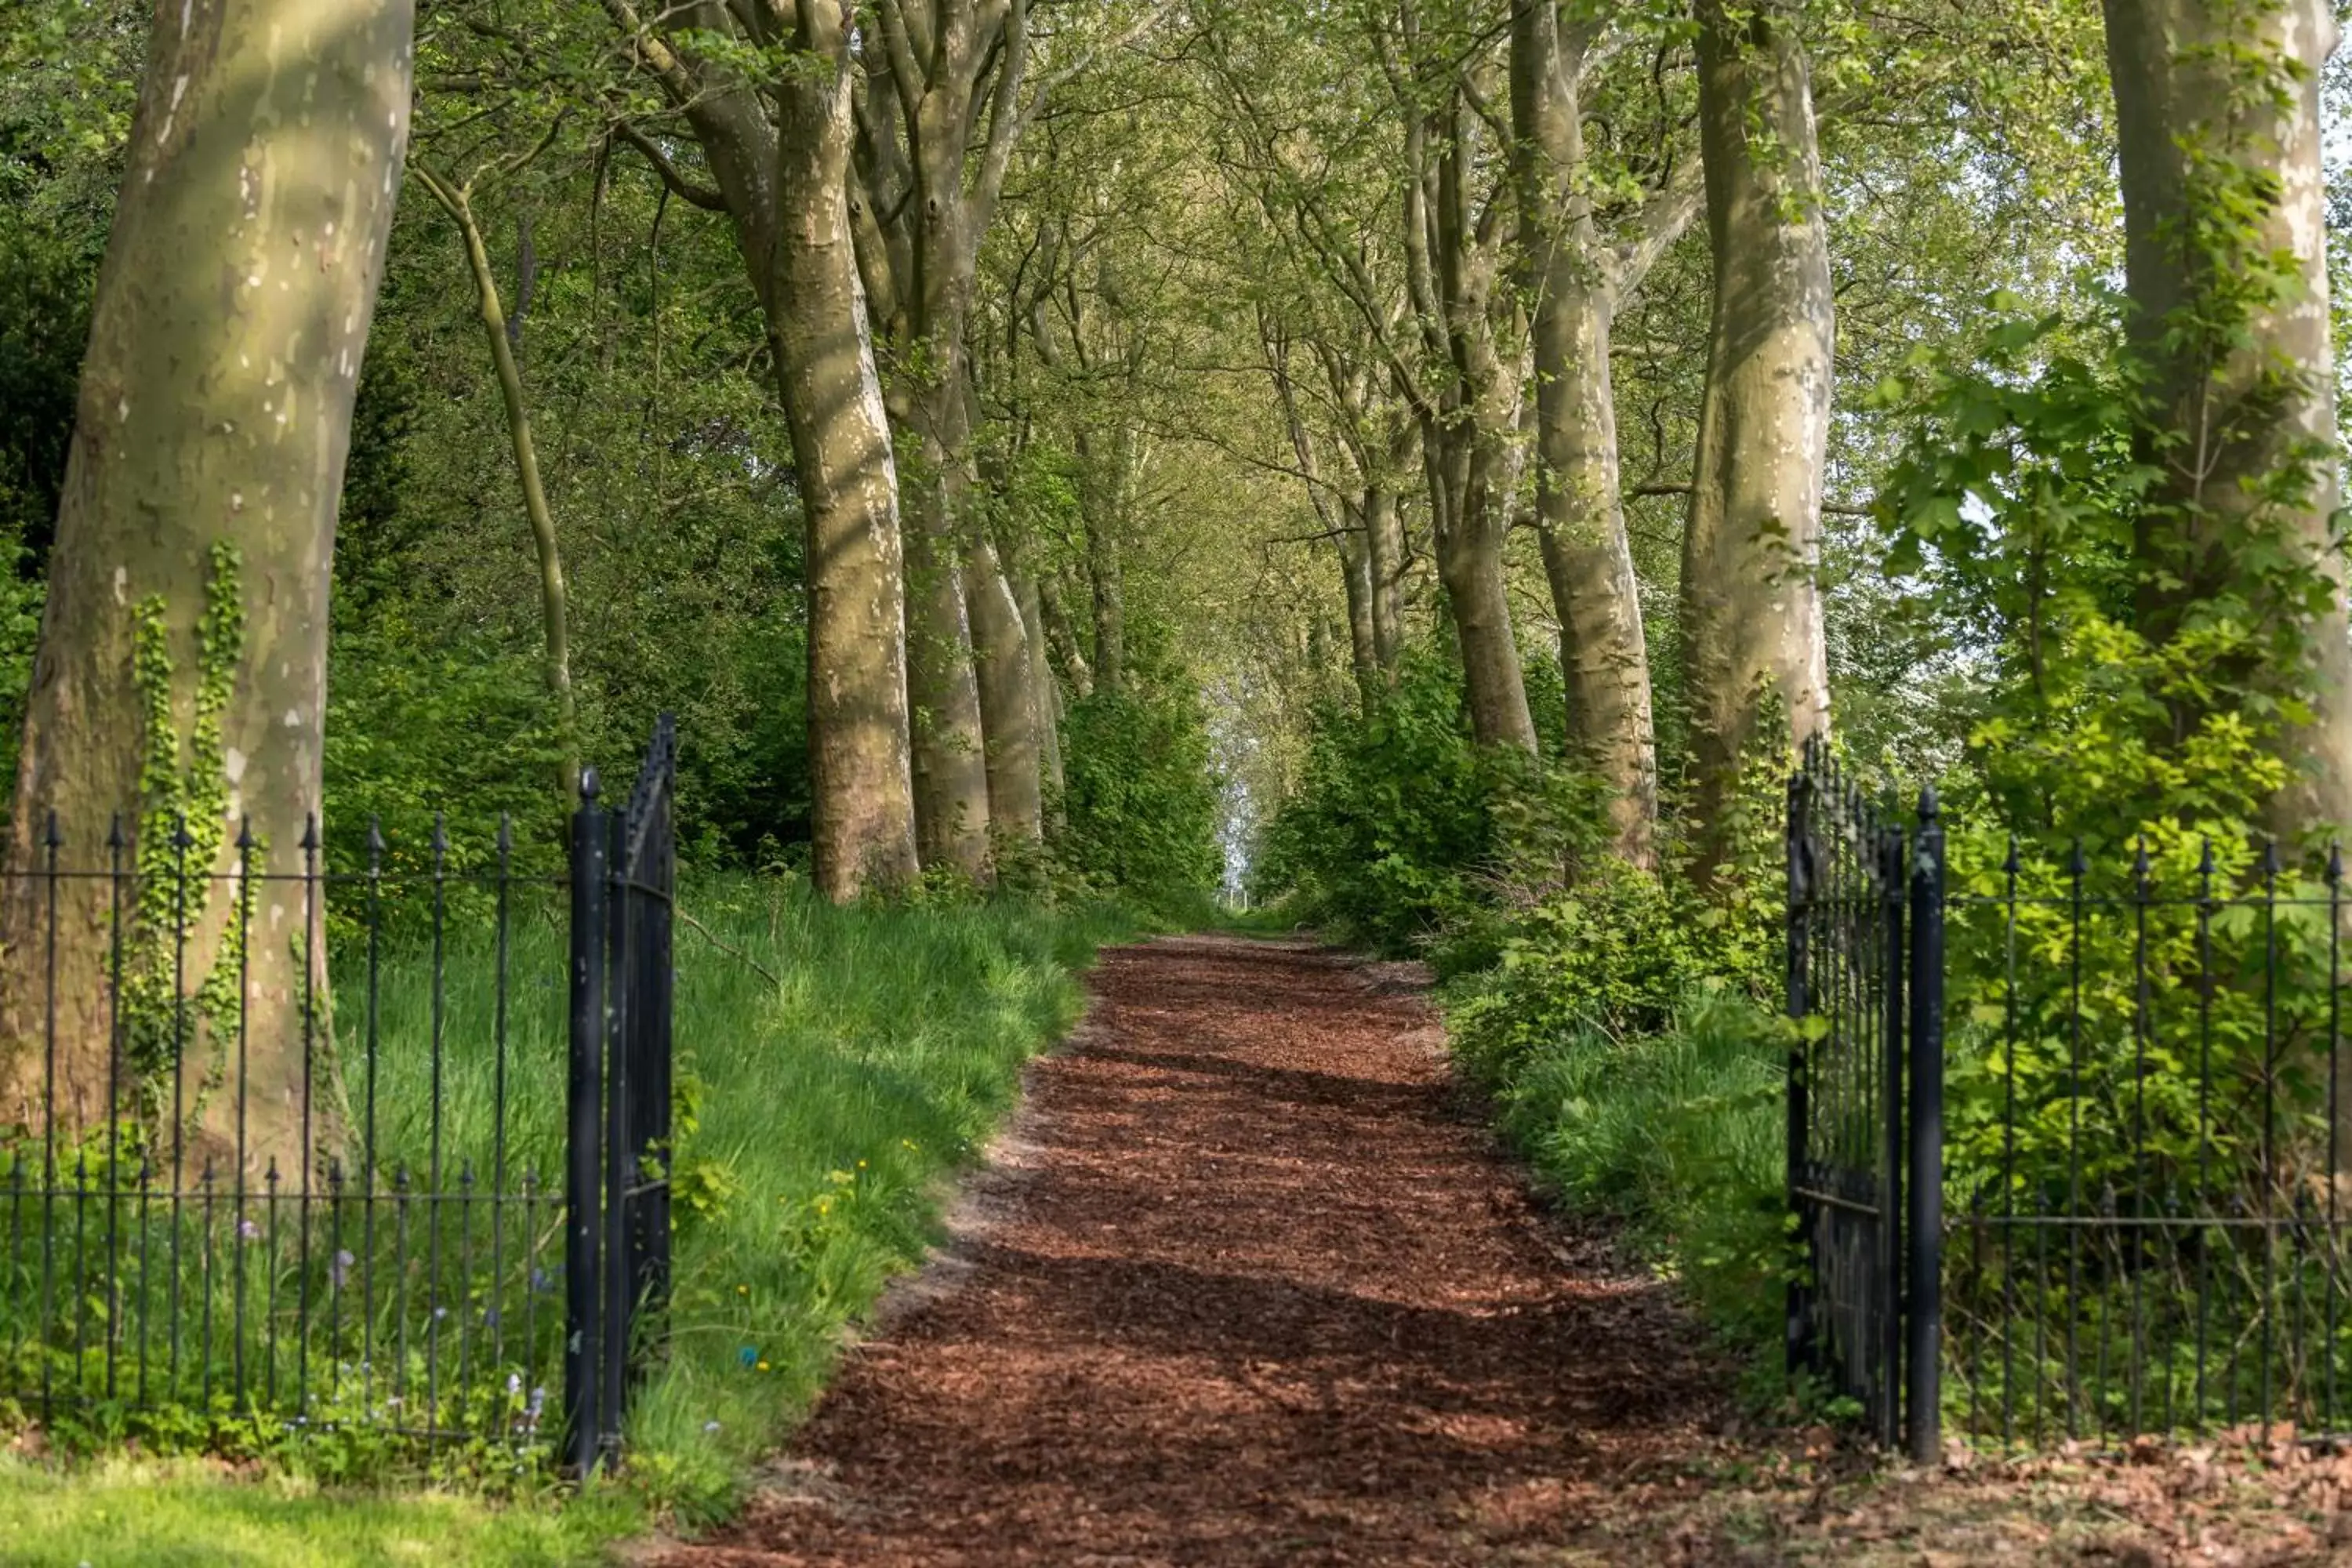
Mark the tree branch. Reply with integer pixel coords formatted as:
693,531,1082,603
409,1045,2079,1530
609,119,729,212
1610,154,1703,298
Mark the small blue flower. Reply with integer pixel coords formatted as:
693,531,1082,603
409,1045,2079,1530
738,1346,758,1367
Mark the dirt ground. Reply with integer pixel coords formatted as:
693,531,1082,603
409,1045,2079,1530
655,935,2352,1566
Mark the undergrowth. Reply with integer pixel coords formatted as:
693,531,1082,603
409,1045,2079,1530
0,876,1137,1555
1259,654,1803,1401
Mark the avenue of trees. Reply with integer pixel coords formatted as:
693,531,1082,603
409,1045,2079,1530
2,0,2349,1138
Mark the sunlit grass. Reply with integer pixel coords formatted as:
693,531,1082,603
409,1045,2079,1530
0,874,1137,1552
0,1454,633,1566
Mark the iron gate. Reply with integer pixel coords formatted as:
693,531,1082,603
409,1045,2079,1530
564,714,677,1473
1786,736,1944,1461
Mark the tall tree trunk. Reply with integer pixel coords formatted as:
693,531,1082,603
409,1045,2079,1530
966,535,1044,847
898,386,994,878
768,13,923,901
0,0,413,1168
1528,299,1657,863
1432,483,1538,750
2105,0,2352,841
1082,432,1129,696
1337,506,1382,708
1018,573,1065,809
1679,0,1834,888
413,169,582,804
1364,475,1406,673
602,0,924,903
1513,2,1698,866
1405,101,1539,755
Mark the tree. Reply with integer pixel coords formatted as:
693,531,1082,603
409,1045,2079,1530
410,142,583,804
1678,0,1834,888
0,0,415,1165
601,0,923,899
2103,0,2352,844
850,0,1045,872
1511,2,1701,866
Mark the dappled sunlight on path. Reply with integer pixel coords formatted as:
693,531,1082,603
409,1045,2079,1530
655,935,1728,1566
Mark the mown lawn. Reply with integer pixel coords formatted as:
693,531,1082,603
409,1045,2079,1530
0,876,1135,1562
0,1455,633,1566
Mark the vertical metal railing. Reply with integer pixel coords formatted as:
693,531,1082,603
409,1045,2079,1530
1785,739,1944,1457
563,713,675,1474
0,808,568,1450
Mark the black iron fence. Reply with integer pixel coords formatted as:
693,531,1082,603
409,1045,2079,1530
1788,738,2352,1453
1785,738,1943,1460
0,718,675,1472
564,716,674,1475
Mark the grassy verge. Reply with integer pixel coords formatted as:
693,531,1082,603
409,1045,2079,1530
0,876,1136,1561
1445,974,1793,1398
0,1455,633,1567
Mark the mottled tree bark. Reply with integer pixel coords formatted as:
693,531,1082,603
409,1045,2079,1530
770,13,925,899
1080,427,1131,697
1363,472,1408,673
604,0,921,902
848,0,1065,881
1404,103,1539,754
0,0,413,1168
1679,0,1833,888
967,533,1044,846
1018,573,1065,810
2104,0,2352,842
1511,4,1698,861
1336,510,1382,707
896,387,994,877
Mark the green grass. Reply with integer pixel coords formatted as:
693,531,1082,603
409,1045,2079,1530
1447,979,1794,1391
0,1455,633,1566
0,876,1138,1558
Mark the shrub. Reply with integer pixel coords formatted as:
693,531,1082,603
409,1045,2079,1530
1252,648,1613,955
1052,682,1221,913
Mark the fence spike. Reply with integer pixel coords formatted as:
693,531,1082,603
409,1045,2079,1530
2262,838,2282,877
300,813,319,854
106,812,124,851
2069,837,2088,879
41,809,60,851
2004,834,2020,875
498,812,512,855
236,816,256,854
367,816,386,862
2331,844,2344,886
431,812,448,858
580,766,601,805
169,812,192,851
